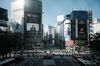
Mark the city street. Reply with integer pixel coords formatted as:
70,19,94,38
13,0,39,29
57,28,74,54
53,56,80,66
0,0,100,66
15,55,80,66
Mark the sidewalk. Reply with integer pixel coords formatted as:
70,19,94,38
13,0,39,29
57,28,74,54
73,54,96,66
77,58,96,66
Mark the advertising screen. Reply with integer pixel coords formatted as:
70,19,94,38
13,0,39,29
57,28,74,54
64,20,71,40
27,23,39,31
78,20,87,40
64,20,73,46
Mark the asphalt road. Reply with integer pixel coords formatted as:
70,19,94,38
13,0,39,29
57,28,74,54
14,55,80,66
53,56,80,66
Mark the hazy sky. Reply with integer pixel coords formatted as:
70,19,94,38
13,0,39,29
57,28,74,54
0,0,100,26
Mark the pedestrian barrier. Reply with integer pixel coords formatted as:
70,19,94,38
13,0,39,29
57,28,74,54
77,58,96,66
0,58,14,66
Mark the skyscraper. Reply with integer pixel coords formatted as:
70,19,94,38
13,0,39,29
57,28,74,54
11,0,43,49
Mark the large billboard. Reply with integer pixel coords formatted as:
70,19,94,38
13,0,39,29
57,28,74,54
64,20,74,46
27,23,39,31
64,20,71,40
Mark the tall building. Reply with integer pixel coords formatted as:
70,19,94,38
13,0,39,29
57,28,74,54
44,25,54,44
0,8,8,32
70,11,88,40
0,8,8,21
55,15,73,49
11,0,43,49
92,19,100,33
11,0,24,33
55,11,89,48
55,15,65,49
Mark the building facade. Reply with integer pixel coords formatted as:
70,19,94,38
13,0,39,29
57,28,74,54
70,11,88,40
11,0,43,49
11,0,24,33
55,16,73,49
92,19,100,33
55,11,90,48
44,25,54,44
0,8,8,32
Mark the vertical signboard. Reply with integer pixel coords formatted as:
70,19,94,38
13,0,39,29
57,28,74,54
64,20,73,46
88,10,92,23
64,20,71,40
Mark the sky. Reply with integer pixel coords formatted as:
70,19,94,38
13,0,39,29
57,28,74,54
0,0,100,27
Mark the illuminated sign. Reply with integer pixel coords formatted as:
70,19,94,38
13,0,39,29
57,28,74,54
65,40,74,46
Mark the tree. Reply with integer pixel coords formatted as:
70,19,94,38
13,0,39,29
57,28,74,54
12,32,24,57
0,32,13,58
75,40,85,53
90,33,100,60
90,33,100,53
0,32,24,59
